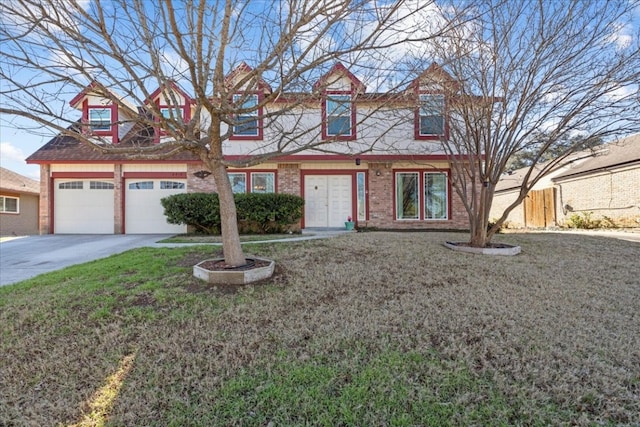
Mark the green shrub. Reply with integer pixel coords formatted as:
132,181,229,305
161,192,304,234
566,211,610,229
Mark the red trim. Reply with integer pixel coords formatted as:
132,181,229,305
123,172,187,179
70,81,101,108
49,175,55,234
229,92,264,141
52,172,114,178
313,63,365,92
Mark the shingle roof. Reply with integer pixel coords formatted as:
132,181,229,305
553,133,640,180
0,167,40,194
26,123,199,163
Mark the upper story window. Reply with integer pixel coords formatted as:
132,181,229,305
324,93,354,139
231,93,261,139
88,107,112,132
160,107,184,125
416,94,446,139
0,196,19,213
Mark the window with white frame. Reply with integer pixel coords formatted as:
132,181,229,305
357,172,366,221
395,171,449,220
129,181,153,190
160,181,185,189
0,196,19,213
160,106,184,128
59,181,83,189
326,94,352,137
233,94,259,136
251,172,275,193
90,181,114,190
228,173,247,193
396,172,420,220
418,94,445,136
88,107,112,131
424,173,448,220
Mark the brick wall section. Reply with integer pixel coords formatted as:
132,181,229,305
0,193,39,236
39,164,50,234
492,190,525,228
362,162,468,230
187,164,217,192
277,163,301,195
555,166,640,226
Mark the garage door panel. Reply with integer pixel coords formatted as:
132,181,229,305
125,179,187,234
54,180,114,234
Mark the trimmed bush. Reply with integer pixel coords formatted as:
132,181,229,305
161,192,304,234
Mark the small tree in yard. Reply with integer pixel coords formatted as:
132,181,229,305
429,0,640,247
0,0,465,266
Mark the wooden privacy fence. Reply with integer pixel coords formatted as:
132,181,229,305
524,188,556,228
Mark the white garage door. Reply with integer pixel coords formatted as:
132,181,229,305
54,179,114,234
125,179,187,234
304,175,352,228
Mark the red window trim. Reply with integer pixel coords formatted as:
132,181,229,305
392,168,451,221
230,92,264,141
82,100,119,143
321,90,356,141
153,101,192,143
414,92,449,141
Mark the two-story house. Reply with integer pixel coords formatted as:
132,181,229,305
26,62,470,234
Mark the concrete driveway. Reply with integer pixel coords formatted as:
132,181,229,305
0,234,170,287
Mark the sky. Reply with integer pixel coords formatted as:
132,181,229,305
0,0,638,181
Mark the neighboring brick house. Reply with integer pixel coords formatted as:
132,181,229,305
26,62,471,234
552,133,640,227
490,133,640,228
0,167,40,236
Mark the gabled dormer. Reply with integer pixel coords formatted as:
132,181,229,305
225,62,273,140
146,81,194,143
411,62,459,141
314,63,365,141
70,81,135,144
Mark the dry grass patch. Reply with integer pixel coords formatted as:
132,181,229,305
1,232,638,425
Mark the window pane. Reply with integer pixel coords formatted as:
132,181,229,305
89,108,111,131
425,173,448,219
233,94,259,136
326,95,351,136
59,181,83,189
90,181,114,189
419,95,444,135
160,107,183,120
226,173,245,193
251,173,274,193
128,181,153,190
1,196,19,213
160,181,185,189
396,173,419,220
357,172,366,221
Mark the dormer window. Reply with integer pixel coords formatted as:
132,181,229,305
160,106,184,129
417,94,445,138
326,94,352,137
231,93,261,139
88,107,112,131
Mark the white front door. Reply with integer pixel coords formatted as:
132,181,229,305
304,175,352,228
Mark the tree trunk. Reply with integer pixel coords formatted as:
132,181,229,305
468,184,492,247
210,161,246,266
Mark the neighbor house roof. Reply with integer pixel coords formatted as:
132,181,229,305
0,167,40,194
553,133,640,181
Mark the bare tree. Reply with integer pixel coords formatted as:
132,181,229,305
0,0,467,265
426,0,640,247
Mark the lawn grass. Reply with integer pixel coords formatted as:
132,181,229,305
159,233,306,244
1,232,639,426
